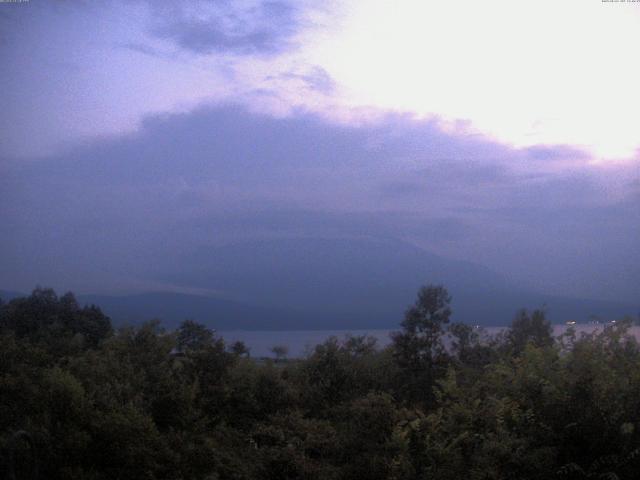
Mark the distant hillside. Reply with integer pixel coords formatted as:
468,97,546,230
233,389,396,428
77,292,305,330
74,290,635,331
156,237,637,328
0,290,24,302
3,237,636,329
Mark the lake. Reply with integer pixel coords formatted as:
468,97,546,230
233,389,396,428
219,323,640,358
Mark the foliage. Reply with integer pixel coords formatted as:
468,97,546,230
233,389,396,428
2,286,640,479
391,285,452,405
507,308,554,354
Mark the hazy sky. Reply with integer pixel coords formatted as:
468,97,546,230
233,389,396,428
1,0,639,303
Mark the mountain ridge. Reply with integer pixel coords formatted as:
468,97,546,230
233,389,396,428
2,237,636,329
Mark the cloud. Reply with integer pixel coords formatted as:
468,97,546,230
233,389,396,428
523,145,591,162
1,103,638,302
119,42,170,59
273,66,336,94
149,0,302,56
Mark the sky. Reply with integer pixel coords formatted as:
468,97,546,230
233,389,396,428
1,0,639,304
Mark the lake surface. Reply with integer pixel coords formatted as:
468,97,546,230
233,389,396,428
219,324,640,358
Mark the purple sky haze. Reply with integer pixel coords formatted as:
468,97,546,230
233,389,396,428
1,0,638,304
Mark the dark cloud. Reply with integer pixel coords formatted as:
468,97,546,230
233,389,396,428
1,103,638,302
119,42,169,59
149,0,301,56
274,66,336,94
523,144,590,162
181,208,472,245
298,66,335,93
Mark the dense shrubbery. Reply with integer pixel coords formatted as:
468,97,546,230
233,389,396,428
1,286,640,479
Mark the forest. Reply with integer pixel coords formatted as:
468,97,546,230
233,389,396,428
2,286,640,479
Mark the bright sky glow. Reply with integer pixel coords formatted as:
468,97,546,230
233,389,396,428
2,0,639,161
311,0,640,160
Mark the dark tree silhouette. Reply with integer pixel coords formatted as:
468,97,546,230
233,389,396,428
508,308,553,354
391,285,452,404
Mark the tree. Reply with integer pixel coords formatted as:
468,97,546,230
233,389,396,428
176,319,215,353
343,334,378,357
392,285,452,369
391,285,452,404
0,288,111,350
271,345,289,362
230,340,250,357
336,393,403,480
508,308,553,354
